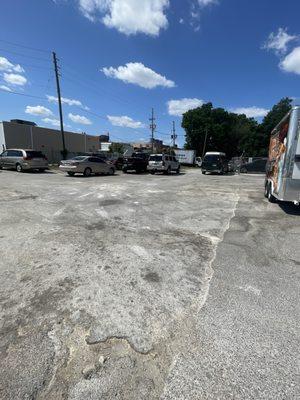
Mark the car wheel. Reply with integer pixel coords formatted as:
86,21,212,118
267,182,276,203
0,165,3,170
240,167,247,173
123,169,128,173
108,168,114,175
150,171,155,175
67,171,75,176
39,169,46,173
83,167,92,177
176,167,180,174
165,167,171,175
16,163,23,173
202,171,206,175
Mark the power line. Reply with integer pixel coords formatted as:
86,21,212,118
0,39,50,54
0,48,49,62
0,87,46,100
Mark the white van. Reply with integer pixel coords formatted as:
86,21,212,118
147,154,180,175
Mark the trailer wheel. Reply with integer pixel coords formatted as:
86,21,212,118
264,182,269,198
267,182,276,203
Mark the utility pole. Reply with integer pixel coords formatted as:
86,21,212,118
149,108,156,153
202,127,209,158
171,121,177,148
52,52,67,159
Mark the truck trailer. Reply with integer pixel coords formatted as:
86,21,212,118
265,106,300,205
174,149,195,165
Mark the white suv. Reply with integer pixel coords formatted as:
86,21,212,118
147,154,180,175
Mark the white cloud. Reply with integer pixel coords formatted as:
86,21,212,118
42,117,60,127
0,85,12,92
107,115,144,128
263,28,298,55
47,94,85,107
68,113,92,125
3,73,27,86
102,62,175,89
280,47,300,75
231,106,269,118
78,0,169,36
167,98,204,116
0,56,24,73
197,0,218,6
25,105,53,117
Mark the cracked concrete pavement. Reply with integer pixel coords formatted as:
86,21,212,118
0,168,299,399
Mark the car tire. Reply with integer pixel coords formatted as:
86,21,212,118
16,163,23,173
39,169,46,173
0,165,3,170
150,171,155,175
267,182,276,203
67,171,75,176
202,171,206,175
108,168,115,175
176,167,180,174
83,167,92,177
240,167,247,173
123,169,128,173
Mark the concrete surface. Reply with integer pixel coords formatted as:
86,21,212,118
0,168,299,399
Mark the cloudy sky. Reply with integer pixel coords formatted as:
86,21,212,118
0,0,300,146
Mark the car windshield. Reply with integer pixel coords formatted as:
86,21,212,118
26,151,45,158
204,155,220,162
149,155,162,161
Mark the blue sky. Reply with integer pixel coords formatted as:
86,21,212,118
1,0,300,147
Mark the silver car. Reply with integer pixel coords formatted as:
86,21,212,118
59,156,115,177
0,149,48,172
147,154,180,175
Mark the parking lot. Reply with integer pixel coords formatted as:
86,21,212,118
0,168,299,399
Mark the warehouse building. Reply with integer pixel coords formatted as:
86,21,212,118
0,119,102,163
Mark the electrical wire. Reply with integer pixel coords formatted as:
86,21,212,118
0,39,51,54
0,48,50,62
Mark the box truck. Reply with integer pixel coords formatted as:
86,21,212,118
265,106,300,204
174,149,195,165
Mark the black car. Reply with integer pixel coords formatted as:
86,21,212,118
123,152,149,173
201,152,229,174
240,158,267,173
110,156,124,170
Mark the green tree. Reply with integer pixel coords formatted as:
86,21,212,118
258,97,292,153
182,98,293,158
109,142,124,154
182,102,257,158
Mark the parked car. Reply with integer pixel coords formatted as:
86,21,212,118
123,152,149,173
201,152,228,174
240,158,267,173
147,154,180,175
59,156,115,177
0,149,48,172
110,156,124,170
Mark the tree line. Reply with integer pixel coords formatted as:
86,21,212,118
182,97,292,158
